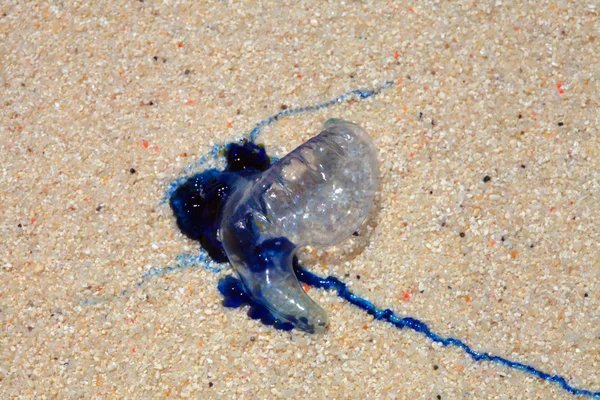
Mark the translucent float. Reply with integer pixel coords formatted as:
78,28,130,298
219,119,378,333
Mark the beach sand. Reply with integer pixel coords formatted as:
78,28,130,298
1,1,599,398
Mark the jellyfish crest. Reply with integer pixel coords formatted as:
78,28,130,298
220,120,378,333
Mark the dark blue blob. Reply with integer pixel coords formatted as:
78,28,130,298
273,321,295,331
225,140,270,174
218,276,251,308
169,141,271,263
169,170,233,262
247,304,271,320
260,312,276,326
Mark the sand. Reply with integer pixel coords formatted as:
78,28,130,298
1,1,599,398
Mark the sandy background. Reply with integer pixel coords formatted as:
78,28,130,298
1,1,599,398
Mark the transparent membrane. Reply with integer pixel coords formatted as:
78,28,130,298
220,120,378,333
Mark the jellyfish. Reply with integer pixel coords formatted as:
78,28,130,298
218,119,378,333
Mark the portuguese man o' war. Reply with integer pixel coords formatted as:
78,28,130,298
220,119,378,333
170,119,378,333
